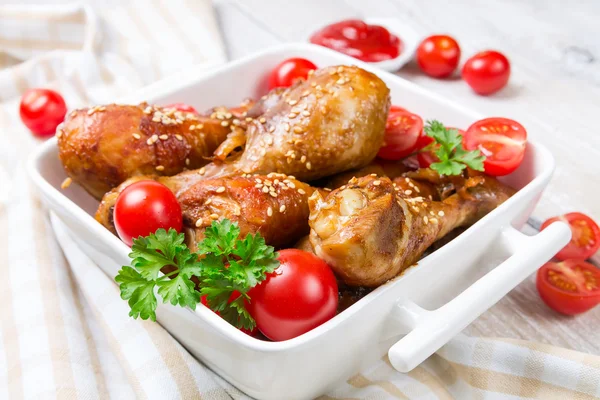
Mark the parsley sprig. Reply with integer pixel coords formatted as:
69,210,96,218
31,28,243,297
423,120,485,176
115,220,279,330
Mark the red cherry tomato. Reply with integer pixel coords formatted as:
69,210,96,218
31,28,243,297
536,260,600,315
389,105,408,114
416,35,461,78
200,294,258,336
463,117,527,176
541,213,600,261
268,58,317,90
462,50,510,95
113,180,182,246
164,103,198,114
19,88,67,137
377,110,424,160
309,19,402,62
247,249,338,341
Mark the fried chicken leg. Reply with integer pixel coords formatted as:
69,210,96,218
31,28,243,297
96,173,320,250
57,102,252,199
308,172,515,287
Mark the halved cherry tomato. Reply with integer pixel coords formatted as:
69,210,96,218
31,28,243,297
416,127,466,168
463,117,527,176
200,294,258,336
389,105,408,114
378,110,424,160
541,213,600,261
536,260,600,315
19,88,67,137
164,103,198,113
416,35,461,78
268,58,317,90
114,180,182,246
247,249,338,341
462,50,510,95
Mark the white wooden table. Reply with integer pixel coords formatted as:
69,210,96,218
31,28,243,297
214,0,600,354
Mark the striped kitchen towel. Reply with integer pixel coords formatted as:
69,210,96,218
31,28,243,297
1,1,599,399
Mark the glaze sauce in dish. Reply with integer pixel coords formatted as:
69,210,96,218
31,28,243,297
310,19,402,62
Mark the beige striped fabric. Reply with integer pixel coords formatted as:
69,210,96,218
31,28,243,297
1,2,600,399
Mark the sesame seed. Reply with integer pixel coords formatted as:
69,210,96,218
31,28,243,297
370,173,378,177
414,186,421,193
279,205,286,212
225,112,233,119
288,113,297,118
405,190,412,195
300,155,307,163
210,213,219,219
438,211,445,217
151,134,158,142
60,177,72,189
298,189,306,195
221,121,229,127
269,126,275,133
423,216,429,224
195,219,203,227
287,182,296,189
216,186,226,193
159,134,168,140
233,209,241,216
175,134,183,141
198,167,206,175
262,186,269,193
132,133,141,139
146,138,153,145
306,162,312,170
205,199,212,205
430,218,439,224
185,158,190,166
288,100,298,105
284,123,290,132
373,180,381,186
155,165,165,171
267,207,273,216
269,192,277,198
259,117,267,124
245,117,253,122
293,126,303,133
302,111,310,116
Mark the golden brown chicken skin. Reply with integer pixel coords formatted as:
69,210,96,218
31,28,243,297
178,173,318,250
308,172,515,287
57,103,250,199
95,65,390,220
96,173,319,250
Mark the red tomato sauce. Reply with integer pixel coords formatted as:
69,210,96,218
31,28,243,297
310,19,402,62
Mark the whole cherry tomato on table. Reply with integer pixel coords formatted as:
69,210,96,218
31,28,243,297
268,58,317,90
536,260,600,315
541,213,600,261
247,249,338,341
463,117,527,176
377,109,424,160
462,50,511,95
163,103,198,114
113,180,182,246
416,35,461,78
19,88,67,137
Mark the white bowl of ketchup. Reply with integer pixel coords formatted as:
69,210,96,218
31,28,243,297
307,18,419,72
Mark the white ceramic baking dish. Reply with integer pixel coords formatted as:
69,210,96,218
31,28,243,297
28,43,571,400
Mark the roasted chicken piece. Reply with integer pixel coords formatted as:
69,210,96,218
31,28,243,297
57,102,252,199
318,159,411,190
95,65,390,221
308,172,515,287
97,173,322,250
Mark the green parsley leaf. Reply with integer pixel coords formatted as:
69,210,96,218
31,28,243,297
115,228,202,321
424,120,485,175
115,220,280,331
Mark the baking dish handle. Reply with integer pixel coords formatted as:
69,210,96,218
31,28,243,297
388,221,571,373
